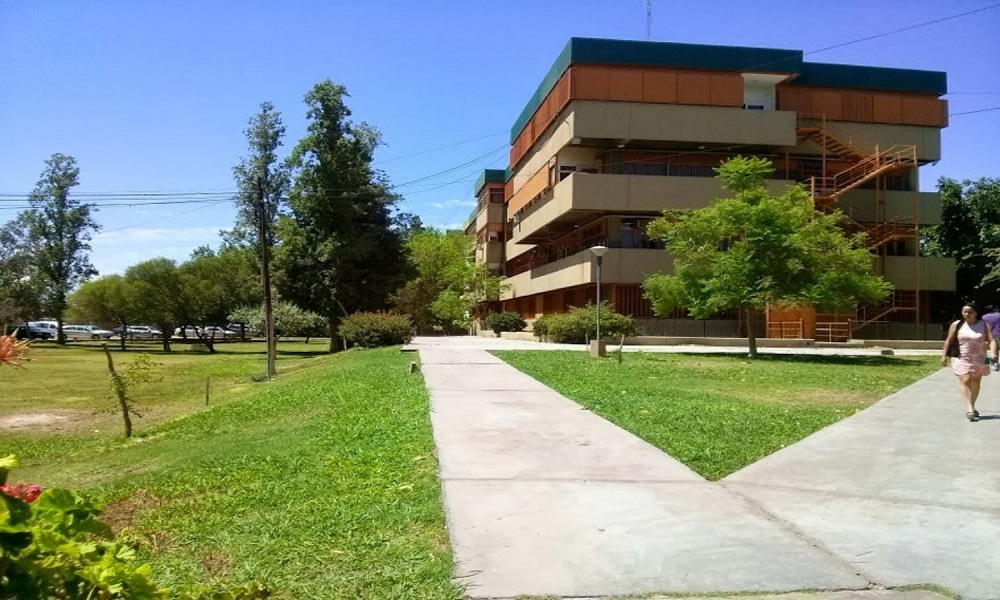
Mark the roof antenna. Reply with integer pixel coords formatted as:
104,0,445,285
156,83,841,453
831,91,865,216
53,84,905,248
646,0,653,40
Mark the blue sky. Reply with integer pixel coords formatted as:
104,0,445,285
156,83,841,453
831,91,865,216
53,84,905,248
2,1,998,275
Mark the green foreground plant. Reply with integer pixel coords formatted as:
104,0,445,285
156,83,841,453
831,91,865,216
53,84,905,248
484,312,526,337
0,455,269,599
496,350,939,480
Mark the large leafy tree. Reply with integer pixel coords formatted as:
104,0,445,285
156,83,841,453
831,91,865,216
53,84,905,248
124,258,192,352
179,247,261,328
393,229,474,333
0,217,46,329
224,101,291,253
643,156,890,358
226,101,291,375
276,80,409,352
922,177,1000,308
67,275,143,350
20,154,100,342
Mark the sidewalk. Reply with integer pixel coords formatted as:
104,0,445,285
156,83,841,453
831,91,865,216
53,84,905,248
414,336,998,599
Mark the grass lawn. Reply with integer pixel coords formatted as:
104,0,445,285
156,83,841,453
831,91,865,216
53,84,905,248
495,350,941,481
1,344,460,599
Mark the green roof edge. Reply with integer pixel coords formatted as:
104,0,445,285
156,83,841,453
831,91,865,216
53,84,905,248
508,37,947,144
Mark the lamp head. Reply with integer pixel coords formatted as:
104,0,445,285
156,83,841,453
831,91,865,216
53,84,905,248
590,245,608,258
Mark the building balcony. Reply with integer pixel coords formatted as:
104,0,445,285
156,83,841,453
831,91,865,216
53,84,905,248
502,247,668,300
882,256,956,291
510,172,791,245
835,190,942,225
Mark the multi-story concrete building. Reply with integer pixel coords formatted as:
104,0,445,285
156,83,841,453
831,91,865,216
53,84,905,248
464,38,954,340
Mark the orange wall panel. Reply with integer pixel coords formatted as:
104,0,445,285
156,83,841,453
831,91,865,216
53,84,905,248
842,91,874,122
872,94,903,123
573,65,610,100
776,87,811,113
709,74,743,107
901,96,947,126
812,89,843,120
608,68,644,101
676,72,712,104
642,70,677,103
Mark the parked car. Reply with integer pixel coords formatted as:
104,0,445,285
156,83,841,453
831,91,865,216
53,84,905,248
19,321,56,340
123,326,162,339
25,321,58,340
202,326,237,339
227,323,263,337
63,324,115,340
173,325,202,338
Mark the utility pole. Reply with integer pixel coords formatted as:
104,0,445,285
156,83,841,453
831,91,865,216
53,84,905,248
257,177,276,379
646,0,653,40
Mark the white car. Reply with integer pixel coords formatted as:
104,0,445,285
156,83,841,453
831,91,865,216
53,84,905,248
201,326,237,339
173,325,202,338
26,321,59,339
63,324,115,340
124,326,162,339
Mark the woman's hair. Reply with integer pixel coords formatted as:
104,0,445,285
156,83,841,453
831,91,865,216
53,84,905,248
963,301,982,320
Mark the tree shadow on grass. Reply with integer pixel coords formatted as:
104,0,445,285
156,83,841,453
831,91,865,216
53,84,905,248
657,352,927,368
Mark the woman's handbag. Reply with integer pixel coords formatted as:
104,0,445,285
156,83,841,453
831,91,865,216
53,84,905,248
946,320,961,358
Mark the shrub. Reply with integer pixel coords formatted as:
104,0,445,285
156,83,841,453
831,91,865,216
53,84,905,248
0,455,269,599
531,314,554,338
338,312,413,348
484,312,527,337
539,302,636,344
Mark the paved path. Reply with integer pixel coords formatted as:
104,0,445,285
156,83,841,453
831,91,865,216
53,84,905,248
414,337,998,599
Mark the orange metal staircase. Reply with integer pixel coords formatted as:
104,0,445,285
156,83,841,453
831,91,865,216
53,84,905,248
794,115,922,337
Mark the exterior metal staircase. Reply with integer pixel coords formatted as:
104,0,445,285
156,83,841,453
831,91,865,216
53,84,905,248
795,114,922,338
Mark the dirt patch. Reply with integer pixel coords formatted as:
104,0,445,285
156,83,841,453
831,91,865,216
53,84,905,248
0,410,99,432
101,488,161,533
200,548,232,578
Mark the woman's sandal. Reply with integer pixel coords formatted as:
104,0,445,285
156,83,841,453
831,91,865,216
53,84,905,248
967,411,980,422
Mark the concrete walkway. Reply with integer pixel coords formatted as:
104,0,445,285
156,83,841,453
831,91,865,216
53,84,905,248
415,337,997,599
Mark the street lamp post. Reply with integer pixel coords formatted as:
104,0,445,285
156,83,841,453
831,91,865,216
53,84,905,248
590,245,608,356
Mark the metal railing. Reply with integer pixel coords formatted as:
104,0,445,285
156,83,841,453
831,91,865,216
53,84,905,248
767,320,804,339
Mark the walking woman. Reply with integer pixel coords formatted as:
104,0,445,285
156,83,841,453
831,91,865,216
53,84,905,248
941,302,997,421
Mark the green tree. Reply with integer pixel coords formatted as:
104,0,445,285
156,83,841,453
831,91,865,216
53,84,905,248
226,101,291,375
67,275,143,351
922,177,1000,310
392,229,473,333
643,156,890,358
228,301,326,340
20,154,99,343
0,217,46,330
276,80,409,352
180,248,262,328
124,258,191,352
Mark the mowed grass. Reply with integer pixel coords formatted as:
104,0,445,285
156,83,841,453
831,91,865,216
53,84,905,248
1,345,460,599
495,350,941,480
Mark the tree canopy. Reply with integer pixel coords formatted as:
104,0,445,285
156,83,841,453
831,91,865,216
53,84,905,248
922,177,1000,308
275,80,409,351
643,156,890,357
20,154,99,342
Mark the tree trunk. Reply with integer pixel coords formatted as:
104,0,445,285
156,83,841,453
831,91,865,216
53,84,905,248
56,315,66,345
745,306,759,359
159,323,172,352
103,344,132,438
328,320,337,353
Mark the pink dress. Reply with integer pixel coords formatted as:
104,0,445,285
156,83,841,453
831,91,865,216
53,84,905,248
952,320,991,377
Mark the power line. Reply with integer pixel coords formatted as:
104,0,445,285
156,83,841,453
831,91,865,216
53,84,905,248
949,105,1000,116
805,2,1000,56
373,131,505,165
